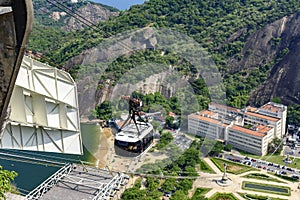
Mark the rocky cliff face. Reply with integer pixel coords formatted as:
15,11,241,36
242,14,300,106
34,0,118,31
68,13,300,118
62,2,118,31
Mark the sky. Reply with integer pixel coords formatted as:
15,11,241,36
92,0,147,10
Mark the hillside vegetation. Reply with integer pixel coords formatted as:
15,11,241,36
28,0,118,55
28,0,300,113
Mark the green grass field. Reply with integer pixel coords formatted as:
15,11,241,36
199,159,216,174
191,188,211,200
211,157,255,174
209,193,239,200
243,173,283,183
262,155,300,170
238,192,288,200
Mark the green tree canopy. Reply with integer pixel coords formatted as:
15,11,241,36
0,166,18,199
267,137,283,155
96,100,112,120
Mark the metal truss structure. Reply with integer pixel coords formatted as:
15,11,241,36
93,172,129,200
26,163,73,200
27,164,129,200
0,56,82,154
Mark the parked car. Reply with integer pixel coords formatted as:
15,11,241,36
274,164,280,168
164,192,173,197
292,174,299,179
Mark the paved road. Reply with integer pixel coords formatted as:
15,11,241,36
222,152,300,179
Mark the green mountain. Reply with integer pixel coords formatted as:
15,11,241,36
28,0,118,54
28,0,300,117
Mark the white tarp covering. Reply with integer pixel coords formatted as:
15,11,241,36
0,56,82,154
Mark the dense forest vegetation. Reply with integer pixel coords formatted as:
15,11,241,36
30,0,299,65
121,137,228,199
29,0,117,56
28,0,300,122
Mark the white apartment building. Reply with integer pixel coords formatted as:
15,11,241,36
258,102,287,137
187,102,286,155
228,125,274,155
188,110,228,140
208,102,240,118
243,111,282,138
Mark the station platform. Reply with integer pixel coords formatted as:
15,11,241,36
26,164,129,200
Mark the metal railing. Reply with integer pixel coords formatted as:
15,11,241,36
26,163,73,200
93,173,129,200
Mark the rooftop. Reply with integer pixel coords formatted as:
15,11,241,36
260,102,284,113
245,111,280,122
246,106,258,112
189,113,227,127
230,125,270,138
255,124,273,133
115,123,153,142
198,110,216,117
209,102,240,113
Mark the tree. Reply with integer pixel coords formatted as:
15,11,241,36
96,100,112,120
170,190,189,200
165,116,175,128
287,105,300,127
224,143,232,152
88,109,98,120
176,179,193,194
272,97,282,104
157,131,173,149
161,178,176,193
267,137,283,155
121,188,147,200
0,166,17,199
209,141,224,156
145,177,160,191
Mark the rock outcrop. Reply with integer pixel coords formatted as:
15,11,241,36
63,2,118,31
244,14,300,105
67,12,300,118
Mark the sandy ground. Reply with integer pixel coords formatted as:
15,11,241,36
93,127,168,172
94,128,114,168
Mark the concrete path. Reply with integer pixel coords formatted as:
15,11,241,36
203,157,222,174
232,192,245,200
193,157,300,200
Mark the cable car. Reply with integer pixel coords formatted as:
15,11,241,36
114,96,154,157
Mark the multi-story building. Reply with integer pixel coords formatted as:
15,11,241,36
188,102,287,155
228,125,274,155
208,102,240,118
257,102,287,137
243,110,281,138
188,110,228,140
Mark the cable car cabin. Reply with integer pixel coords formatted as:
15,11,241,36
114,123,154,157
